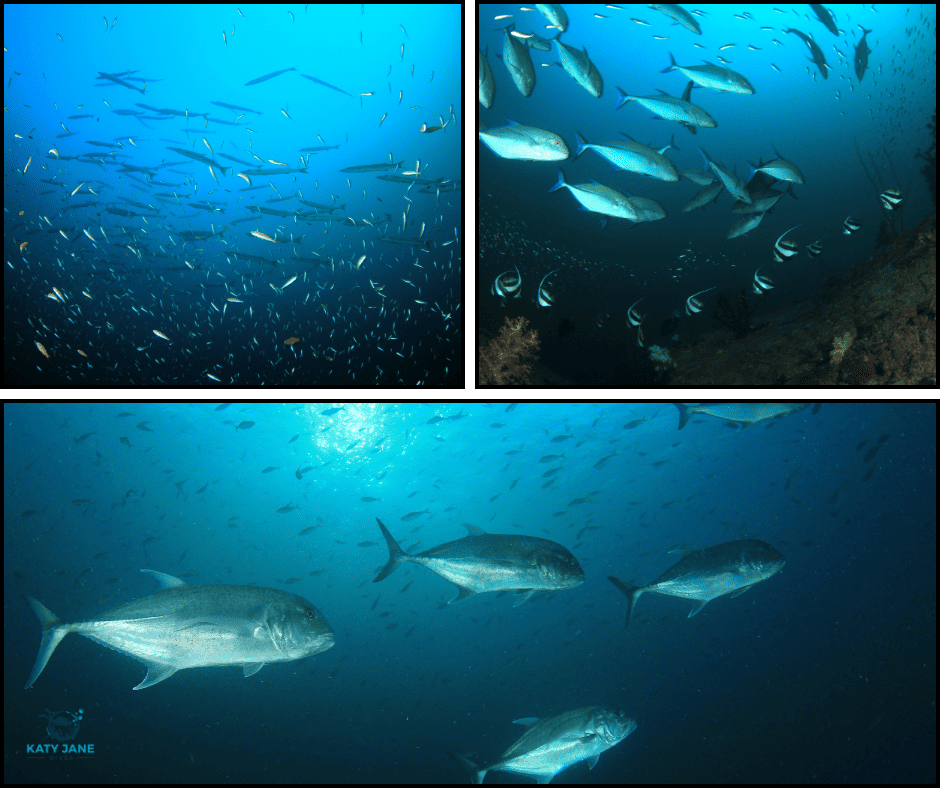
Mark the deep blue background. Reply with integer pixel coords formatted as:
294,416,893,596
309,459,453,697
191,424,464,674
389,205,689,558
4,402,936,782
4,4,462,385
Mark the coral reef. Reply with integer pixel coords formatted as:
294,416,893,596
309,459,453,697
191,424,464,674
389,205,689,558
914,112,936,208
709,288,764,339
659,211,936,385
648,345,676,371
829,331,854,365
479,316,541,385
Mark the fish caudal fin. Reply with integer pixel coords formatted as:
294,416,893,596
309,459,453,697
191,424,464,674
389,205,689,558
448,752,487,784
373,518,410,582
23,596,70,689
607,576,643,629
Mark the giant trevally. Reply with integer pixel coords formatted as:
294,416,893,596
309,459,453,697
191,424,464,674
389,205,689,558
373,518,584,605
535,3,569,33
649,3,701,35
574,132,679,182
608,540,786,628
451,705,637,784
478,49,495,108
673,402,810,429
614,87,716,128
698,147,751,204
661,53,755,95
24,569,335,689
503,24,535,96
623,194,667,224
553,37,603,97
783,27,829,79
479,122,569,161
854,27,874,83
726,212,766,239
548,170,638,221
809,3,840,36
683,180,723,212
751,157,804,185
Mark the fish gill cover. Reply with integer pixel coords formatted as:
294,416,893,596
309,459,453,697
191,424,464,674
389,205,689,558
4,5,461,386
478,3,936,386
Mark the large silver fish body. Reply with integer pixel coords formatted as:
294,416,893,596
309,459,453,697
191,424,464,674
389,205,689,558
374,518,584,605
608,539,785,628
452,705,637,784
674,402,810,429
24,570,335,689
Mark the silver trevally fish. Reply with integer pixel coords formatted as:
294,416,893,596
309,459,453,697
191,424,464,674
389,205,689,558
548,170,638,220
24,569,335,689
674,402,810,429
752,157,804,185
698,147,751,204
608,539,786,628
503,24,536,96
452,705,637,784
661,52,755,94
535,3,568,33
854,27,873,83
478,49,495,108
574,132,679,182
726,211,766,239
784,27,829,79
554,38,603,97
810,3,840,36
479,121,569,161
649,3,701,35
624,194,667,223
373,518,584,605
614,87,716,128
683,180,724,212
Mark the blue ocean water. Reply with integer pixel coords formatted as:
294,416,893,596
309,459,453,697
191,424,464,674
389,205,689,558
4,402,936,783
479,4,936,380
4,5,462,386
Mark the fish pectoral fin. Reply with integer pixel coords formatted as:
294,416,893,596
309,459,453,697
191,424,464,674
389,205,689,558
587,753,601,770
243,663,265,677
728,585,754,598
512,590,537,607
687,599,710,618
449,586,477,603
133,661,178,690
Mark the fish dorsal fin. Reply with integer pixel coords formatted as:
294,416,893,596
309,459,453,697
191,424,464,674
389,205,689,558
512,717,541,727
463,524,487,536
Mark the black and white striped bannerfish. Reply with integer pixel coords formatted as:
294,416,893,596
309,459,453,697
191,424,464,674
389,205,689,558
806,238,824,257
626,297,644,327
492,265,522,302
773,224,801,262
685,287,716,315
843,213,861,235
536,269,560,308
753,267,774,294
880,189,902,211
